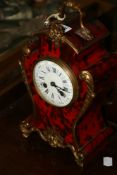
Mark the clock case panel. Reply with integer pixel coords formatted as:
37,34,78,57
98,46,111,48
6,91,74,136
20,19,117,167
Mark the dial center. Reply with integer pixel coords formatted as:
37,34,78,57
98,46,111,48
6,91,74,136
50,81,56,86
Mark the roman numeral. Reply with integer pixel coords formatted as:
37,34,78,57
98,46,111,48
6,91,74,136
58,95,62,101
46,66,50,72
39,76,44,80
52,67,56,73
45,89,49,94
51,93,54,99
62,80,67,83
59,73,62,77
64,87,68,92
41,71,46,74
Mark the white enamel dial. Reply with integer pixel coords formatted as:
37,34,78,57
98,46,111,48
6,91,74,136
33,59,78,107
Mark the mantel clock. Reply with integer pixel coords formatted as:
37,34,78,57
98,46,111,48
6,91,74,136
19,0,117,167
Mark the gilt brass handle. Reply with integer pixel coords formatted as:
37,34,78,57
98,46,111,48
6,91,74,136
44,12,79,54
74,70,95,125
78,71,95,119
73,70,95,150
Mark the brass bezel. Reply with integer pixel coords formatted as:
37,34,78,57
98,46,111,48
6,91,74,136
33,57,79,107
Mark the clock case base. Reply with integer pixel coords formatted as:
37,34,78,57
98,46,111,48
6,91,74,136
19,19,117,167
20,110,113,167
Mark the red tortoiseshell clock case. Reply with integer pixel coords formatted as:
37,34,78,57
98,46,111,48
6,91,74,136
19,18,117,167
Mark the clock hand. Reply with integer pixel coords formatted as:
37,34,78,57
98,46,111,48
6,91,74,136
50,82,66,97
50,82,67,92
57,89,66,97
